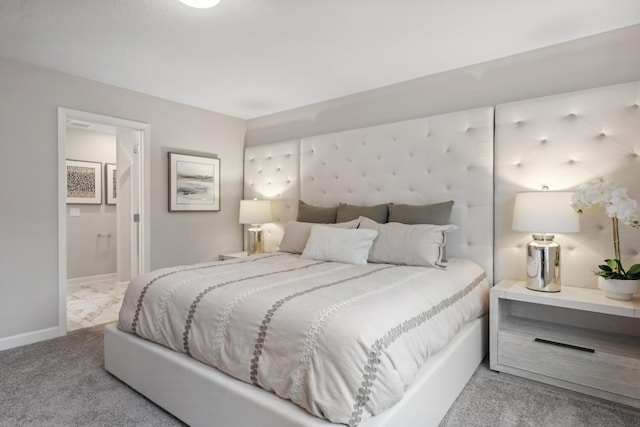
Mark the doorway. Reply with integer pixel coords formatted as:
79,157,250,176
57,108,150,336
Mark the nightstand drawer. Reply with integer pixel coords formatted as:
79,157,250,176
498,330,640,400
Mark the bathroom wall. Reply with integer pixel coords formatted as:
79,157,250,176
66,127,117,280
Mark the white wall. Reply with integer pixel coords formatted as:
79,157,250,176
66,128,117,279
0,56,246,344
246,25,640,146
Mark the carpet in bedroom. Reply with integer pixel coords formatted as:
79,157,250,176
1,323,639,426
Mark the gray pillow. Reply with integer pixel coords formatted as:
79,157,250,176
297,200,337,223
388,201,454,225
336,203,389,223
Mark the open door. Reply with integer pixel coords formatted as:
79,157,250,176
58,108,150,336
116,128,143,282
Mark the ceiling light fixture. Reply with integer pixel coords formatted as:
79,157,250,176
178,0,221,9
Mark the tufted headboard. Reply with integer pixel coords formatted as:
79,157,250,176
494,81,640,288
245,107,494,283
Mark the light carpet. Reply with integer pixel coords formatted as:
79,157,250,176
1,323,638,426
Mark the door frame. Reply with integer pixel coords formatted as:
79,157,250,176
57,108,150,336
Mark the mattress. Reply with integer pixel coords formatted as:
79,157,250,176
117,253,489,425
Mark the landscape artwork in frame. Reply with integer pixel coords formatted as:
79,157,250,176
105,163,117,205
169,152,220,211
66,159,102,204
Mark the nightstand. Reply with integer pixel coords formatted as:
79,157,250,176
490,280,640,409
218,251,248,261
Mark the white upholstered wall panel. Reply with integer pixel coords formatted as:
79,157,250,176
495,81,640,287
244,140,300,253
300,107,494,282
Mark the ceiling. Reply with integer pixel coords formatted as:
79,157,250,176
1,0,639,120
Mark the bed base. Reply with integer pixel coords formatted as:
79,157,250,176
104,314,487,427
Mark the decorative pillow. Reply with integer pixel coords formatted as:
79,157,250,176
301,226,378,265
297,200,337,223
336,203,389,223
358,216,457,268
278,219,360,254
387,201,454,225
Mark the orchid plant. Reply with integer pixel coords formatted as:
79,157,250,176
571,178,640,280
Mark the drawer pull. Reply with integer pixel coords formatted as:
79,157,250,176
534,338,595,353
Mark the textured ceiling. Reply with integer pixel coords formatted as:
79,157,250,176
0,0,639,119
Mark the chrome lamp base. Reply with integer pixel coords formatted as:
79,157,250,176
246,226,264,255
525,234,561,292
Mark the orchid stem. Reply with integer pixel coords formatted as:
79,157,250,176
612,217,621,274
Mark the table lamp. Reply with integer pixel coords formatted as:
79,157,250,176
512,190,580,292
239,199,272,255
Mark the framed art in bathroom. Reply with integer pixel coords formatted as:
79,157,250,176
105,163,117,205
66,159,102,204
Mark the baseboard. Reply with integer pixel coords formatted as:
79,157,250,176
67,272,117,287
0,326,59,352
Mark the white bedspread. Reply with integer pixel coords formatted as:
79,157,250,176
117,253,488,426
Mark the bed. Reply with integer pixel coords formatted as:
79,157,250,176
105,106,495,426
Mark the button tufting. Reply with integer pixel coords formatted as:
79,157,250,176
598,132,606,138
515,120,524,126
633,104,639,109
631,153,639,159
568,159,575,165
516,162,522,168
566,113,577,119
540,138,548,144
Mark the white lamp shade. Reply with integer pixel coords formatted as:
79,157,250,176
178,0,221,8
239,200,272,225
512,191,580,233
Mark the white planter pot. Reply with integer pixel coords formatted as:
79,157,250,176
597,277,640,301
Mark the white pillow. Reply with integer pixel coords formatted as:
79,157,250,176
301,225,378,265
358,216,457,268
278,219,359,254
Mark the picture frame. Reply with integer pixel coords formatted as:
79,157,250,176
66,159,102,204
105,163,117,205
169,152,220,212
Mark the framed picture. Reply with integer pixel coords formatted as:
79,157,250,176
169,152,220,212
66,159,102,204
105,163,117,205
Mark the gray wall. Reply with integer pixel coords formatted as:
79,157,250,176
66,128,117,279
0,56,246,341
246,25,640,146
